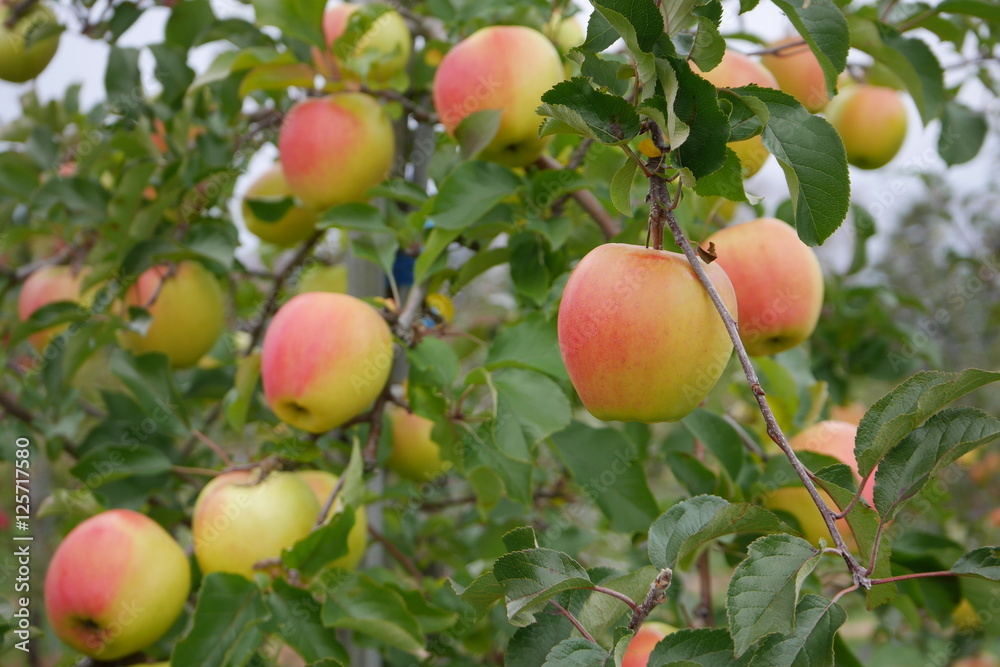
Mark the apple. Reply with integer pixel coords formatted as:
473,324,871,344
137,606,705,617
241,163,320,246
385,404,450,482
761,37,829,112
831,401,866,425
825,84,908,169
18,265,88,351
0,1,60,83
44,509,190,660
557,243,737,423
278,93,395,210
953,598,983,633
261,292,394,433
704,217,823,356
297,264,348,294
119,261,225,368
546,11,585,53
297,470,368,569
315,3,411,82
694,50,779,177
790,420,873,506
192,470,320,578
764,486,853,548
433,26,564,167
623,622,677,667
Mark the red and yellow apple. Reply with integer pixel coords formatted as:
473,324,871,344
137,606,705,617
0,1,60,83
278,93,395,210
825,84,908,169
119,261,225,368
192,470,320,578
297,470,368,569
695,50,778,177
241,163,319,246
18,265,88,351
261,292,394,433
791,420,872,505
386,404,450,481
433,26,564,167
761,37,829,113
557,244,737,423
623,622,677,667
315,3,411,82
705,217,823,356
44,509,190,660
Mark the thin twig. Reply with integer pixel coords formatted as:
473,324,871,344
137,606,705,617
192,430,233,466
831,468,874,519
368,524,424,581
0,392,36,427
536,155,621,239
747,40,807,57
362,390,390,470
315,473,347,527
627,568,673,633
723,414,768,460
551,601,598,643
591,586,641,614
696,551,715,627
3,0,39,28
172,465,221,477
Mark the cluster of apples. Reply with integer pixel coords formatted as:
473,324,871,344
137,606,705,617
0,0,61,83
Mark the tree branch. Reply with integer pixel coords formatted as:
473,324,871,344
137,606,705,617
315,471,347,528
0,392,36,428
368,524,424,581
627,568,673,633
536,155,621,239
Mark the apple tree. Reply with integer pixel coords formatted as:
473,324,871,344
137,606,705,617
1,0,1000,665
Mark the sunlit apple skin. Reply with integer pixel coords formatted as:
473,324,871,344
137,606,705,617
241,163,319,246
192,470,320,578
120,261,225,368
557,244,738,423
315,3,412,82
825,84,908,169
764,487,853,548
297,470,368,569
433,26,564,167
18,265,87,351
44,510,190,660
705,217,823,356
790,420,873,505
761,37,828,113
261,292,393,433
695,51,778,177
0,2,60,83
386,404,450,482
278,93,395,210
623,622,677,667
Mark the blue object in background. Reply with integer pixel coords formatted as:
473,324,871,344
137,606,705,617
390,251,416,290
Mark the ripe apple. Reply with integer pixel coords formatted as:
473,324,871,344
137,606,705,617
297,264,348,294
557,243,737,423
761,37,829,113
315,3,411,82
825,84,908,169
763,486,853,548
433,26,564,167
385,404,450,482
790,420,872,506
0,1,60,83
44,509,190,660
831,401,866,425
278,93,395,210
192,470,320,578
623,622,677,667
119,261,225,368
297,470,368,569
261,292,394,433
18,265,88,351
695,50,779,177
241,163,319,246
705,217,823,356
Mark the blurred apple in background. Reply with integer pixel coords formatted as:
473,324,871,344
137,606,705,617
297,470,368,569
386,404,450,482
0,1,60,83
241,163,320,247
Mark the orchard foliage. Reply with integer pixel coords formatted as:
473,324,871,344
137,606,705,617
1,0,1000,665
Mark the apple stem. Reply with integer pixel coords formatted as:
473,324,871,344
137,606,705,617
649,141,870,587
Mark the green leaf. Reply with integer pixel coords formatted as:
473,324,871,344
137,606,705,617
251,0,325,47
769,0,849,100
937,0,1000,20
166,0,215,48
846,204,876,275
282,509,355,579
245,196,295,223
854,369,1000,477
9,302,91,346
414,227,462,282
682,409,747,481
578,566,658,638
150,43,195,107
952,547,1000,581
593,0,664,52
485,315,568,381
504,526,540,552
455,109,502,161
550,422,660,533
610,158,638,215
223,352,261,431
747,594,846,667
172,573,271,667
105,47,142,106
938,100,988,165
111,349,188,427
650,627,751,666
507,613,573,667
494,368,572,445
726,534,820,657
430,161,522,230
582,11,617,54
581,52,632,96
409,336,461,388
648,495,790,571
493,548,592,626
538,77,642,145
543,637,610,665
264,579,350,664
70,444,172,486
457,571,505,620
688,16,725,72
670,57,729,178
321,574,425,654
694,148,753,204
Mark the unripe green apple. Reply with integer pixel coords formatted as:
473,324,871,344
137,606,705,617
791,420,872,505
241,163,319,247
44,509,191,660
433,26,564,167
17,265,88,351
278,93,395,210
763,486,853,548
297,470,368,569
695,51,779,177
261,292,394,433
705,217,823,356
192,470,320,578
385,404,450,481
546,11,585,53
825,84,908,169
557,243,737,423
315,3,411,82
297,264,348,295
761,37,828,113
623,622,677,667
119,261,225,368
0,1,60,83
